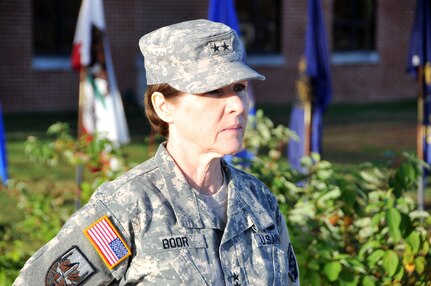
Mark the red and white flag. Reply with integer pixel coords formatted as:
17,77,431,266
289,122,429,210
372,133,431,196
72,0,130,145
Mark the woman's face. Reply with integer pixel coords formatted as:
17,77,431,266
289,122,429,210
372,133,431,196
168,81,249,157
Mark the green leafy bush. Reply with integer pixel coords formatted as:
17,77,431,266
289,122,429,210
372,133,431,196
236,111,431,285
0,180,70,285
24,122,128,203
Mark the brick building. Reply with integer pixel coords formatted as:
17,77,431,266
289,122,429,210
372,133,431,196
0,0,417,114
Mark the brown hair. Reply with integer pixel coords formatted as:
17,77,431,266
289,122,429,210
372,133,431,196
144,83,182,137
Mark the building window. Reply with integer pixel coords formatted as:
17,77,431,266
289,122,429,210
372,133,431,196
33,0,81,57
333,0,376,52
236,0,281,56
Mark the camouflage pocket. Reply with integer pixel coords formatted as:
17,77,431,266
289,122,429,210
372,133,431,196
170,250,208,286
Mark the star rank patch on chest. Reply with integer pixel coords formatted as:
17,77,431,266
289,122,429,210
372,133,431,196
84,215,131,270
45,246,95,286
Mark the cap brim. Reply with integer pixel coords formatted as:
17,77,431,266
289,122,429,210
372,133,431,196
170,61,265,94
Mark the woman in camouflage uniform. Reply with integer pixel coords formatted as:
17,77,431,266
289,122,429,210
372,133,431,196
14,19,299,286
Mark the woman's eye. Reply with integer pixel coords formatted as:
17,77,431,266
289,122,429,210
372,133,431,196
205,89,221,95
233,84,246,93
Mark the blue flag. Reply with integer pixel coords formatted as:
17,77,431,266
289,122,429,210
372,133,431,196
208,0,240,34
0,102,8,184
208,0,255,164
407,0,431,166
288,0,332,170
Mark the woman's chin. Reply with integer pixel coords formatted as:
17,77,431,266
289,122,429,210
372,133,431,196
222,144,244,156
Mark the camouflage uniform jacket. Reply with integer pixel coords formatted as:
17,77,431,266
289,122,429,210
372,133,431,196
14,143,299,286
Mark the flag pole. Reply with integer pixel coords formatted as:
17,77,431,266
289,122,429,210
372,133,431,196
417,66,425,211
299,56,312,157
304,98,312,156
75,67,86,210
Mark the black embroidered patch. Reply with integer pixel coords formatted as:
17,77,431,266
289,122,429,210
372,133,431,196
287,243,299,282
208,39,234,55
252,232,280,247
45,246,96,286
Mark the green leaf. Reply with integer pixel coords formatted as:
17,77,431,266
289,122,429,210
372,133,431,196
414,256,426,275
320,249,332,260
386,208,402,243
382,250,399,277
323,261,342,282
406,232,421,254
355,217,372,228
367,249,385,266
316,169,333,180
309,271,321,286
421,241,430,256
402,245,414,264
371,212,385,227
360,170,381,185
399,212,413,238
409,210,430,220
317,188,341,207
358,239,381,259
394,264,404,281
307,260,320,271
362,276,376,286
400,163,416,183
339,270,359,286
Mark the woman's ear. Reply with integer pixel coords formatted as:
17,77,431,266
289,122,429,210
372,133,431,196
151,92,174,123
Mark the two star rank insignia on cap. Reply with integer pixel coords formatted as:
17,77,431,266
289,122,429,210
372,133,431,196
209,39,234,55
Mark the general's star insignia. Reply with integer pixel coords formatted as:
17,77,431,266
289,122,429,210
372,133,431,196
212,43,220,52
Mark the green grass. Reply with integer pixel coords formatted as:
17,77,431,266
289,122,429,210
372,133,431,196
258,99,417,126
257,99,417,165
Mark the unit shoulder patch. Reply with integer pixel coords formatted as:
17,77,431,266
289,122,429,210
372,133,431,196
45,246,95,286
83,215,131,270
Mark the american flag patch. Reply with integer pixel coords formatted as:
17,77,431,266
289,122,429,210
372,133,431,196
84,215,131,269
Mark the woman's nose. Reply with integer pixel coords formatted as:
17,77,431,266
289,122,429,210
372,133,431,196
225,90,248,114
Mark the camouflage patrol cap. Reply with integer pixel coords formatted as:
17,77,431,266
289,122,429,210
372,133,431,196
139,19,265,94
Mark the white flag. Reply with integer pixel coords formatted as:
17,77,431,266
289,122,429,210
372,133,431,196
72,0,130,145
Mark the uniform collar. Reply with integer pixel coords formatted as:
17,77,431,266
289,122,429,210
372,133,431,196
222,161,275,236
155,143,204,229
154,143,275,233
